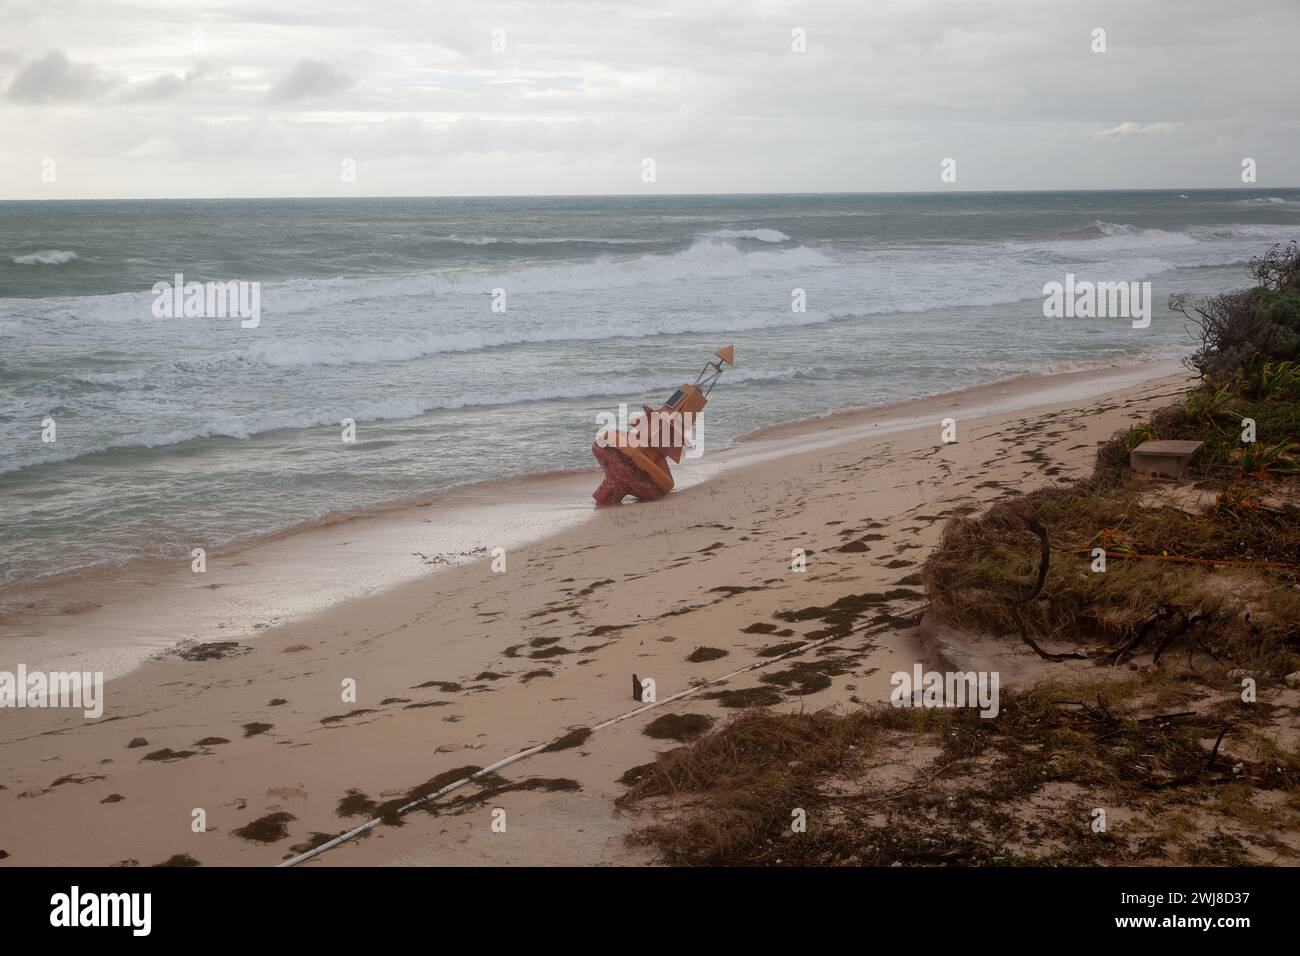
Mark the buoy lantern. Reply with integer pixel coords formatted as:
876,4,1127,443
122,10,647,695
592,346,734,506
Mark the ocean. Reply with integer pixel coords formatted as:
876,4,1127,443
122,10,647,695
2,190,1298,589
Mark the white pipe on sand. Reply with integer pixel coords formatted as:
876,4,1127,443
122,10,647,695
277,603,926,867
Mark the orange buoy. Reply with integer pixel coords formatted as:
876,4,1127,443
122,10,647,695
592,346,733,506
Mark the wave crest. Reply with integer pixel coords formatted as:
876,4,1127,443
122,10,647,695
701,228,791,242
12,249,78,266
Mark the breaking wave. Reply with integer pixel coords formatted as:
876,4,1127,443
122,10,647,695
0,366,811,475
12,249,78,265
701,228,792,242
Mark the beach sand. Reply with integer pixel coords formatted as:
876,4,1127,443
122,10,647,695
0,360,1191,867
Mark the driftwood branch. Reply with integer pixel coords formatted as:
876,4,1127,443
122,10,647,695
1114,604,1217,666
1154,611,1211,663
1116,603,1174,658
1145,724,1233,789
1006,515,1086,662
1205,725,1230,773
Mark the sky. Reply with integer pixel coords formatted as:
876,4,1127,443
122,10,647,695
0,0,1297,199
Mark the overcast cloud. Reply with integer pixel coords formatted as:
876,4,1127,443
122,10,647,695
0,0,1296,198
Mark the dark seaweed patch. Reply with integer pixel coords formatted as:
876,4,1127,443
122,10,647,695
756,641,805,658
336,789,378,818
643,713,715,741
178,642,246,662
413,681,462,692
142,748,196,762
541,726,592,752
703,686,783,708
233,812,295,843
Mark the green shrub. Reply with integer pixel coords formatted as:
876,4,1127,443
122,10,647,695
1174,242,1300,381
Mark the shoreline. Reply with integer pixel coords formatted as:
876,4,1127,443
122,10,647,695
0,354,1185,680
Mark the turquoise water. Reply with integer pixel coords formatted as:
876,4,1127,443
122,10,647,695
2,190,1298,586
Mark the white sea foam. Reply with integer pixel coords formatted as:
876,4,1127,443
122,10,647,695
1093,220,1136,236
701,228,792,242
229,309,840,367
442,234,645,246
1222,196,1300,211
1042,223,1198,253
1189,224,1300,241
241,238,829,316
12,249,78,265
12,224,1292,366
0,366,812,474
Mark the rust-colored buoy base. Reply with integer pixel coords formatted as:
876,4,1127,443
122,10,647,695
592,443,668,506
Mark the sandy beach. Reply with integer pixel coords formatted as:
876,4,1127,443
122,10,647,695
0,359,1196,867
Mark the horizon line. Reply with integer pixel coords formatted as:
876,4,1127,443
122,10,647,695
4,185,1300,203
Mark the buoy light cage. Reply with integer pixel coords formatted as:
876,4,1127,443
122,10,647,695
591,345,734,506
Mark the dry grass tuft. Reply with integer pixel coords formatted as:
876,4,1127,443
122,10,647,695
618,708,884,864
620,681,1300,866
923,476,1300,672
